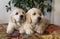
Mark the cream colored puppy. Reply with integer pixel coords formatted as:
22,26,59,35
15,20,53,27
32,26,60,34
6,9,26,34
26,8,48,34
7,9,33,34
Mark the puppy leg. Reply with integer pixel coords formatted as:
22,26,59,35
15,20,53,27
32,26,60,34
36,28,43,34
24,23,33,34
7,23,15,34
18,27,25,34
25,28,33,34
35,26,44,34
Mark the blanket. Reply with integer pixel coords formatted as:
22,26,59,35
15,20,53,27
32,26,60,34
0,23,60,39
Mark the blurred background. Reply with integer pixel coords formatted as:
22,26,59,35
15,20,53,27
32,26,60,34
0,0,60,26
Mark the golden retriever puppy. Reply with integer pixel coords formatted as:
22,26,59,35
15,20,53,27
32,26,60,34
6,9,26,34
26,8,48,34
7,8,33,34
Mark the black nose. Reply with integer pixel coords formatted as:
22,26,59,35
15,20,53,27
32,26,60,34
20,15,23,18
38,17,41,20
20,15,24,20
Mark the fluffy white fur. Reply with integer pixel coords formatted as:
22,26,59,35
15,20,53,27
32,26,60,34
26,8,48,34
6,9,33,34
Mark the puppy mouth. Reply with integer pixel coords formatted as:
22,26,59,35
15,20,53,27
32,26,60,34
18,17,25,23
20,17,24,20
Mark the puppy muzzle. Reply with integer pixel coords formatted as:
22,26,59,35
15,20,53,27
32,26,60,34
37,17,41,23
20,15,24,20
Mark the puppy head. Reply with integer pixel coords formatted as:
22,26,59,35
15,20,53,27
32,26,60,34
27,8,44,24
11,9,26,23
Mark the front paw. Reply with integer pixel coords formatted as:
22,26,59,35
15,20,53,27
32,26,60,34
7,29,13,34
36,30,43,34
19,29,25,34
7,28,14,34
26,30,33,35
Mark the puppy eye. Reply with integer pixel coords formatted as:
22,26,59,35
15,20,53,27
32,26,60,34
22,12,24,14
16,12,18,15
33,13,36,15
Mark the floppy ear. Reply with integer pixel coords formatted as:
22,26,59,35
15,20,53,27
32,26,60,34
25,13,32,23
11,16,16,23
